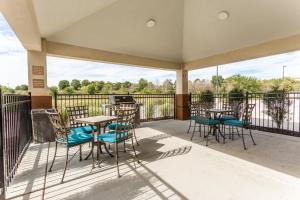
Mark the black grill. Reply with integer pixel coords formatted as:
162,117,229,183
109,95,136,105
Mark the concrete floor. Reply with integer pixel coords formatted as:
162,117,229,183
5,120,300,200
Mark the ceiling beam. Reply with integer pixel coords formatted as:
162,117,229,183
46,41,182,70
0,0,41,51
184,34,300,71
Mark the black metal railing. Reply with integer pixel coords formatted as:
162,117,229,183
0,90,32,191
53,93,175,122
191,92,300,136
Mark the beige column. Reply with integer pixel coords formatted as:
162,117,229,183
176,69,189,120
28,40,52,109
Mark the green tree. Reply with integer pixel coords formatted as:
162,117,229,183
162,79,175,94
58,80,70,90
87,84,96,94
95,81,104,92
137,78,148,91
0,86,15,94
63,86,74,94
81,80,90,87
211,75,224,92
49,86,58,95
71,79,81,90
200,90,214,109
15,84,28,91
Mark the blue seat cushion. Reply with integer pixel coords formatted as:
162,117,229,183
65,132,93,147
220,115,236,121
195,118,220,126
191,116,198,120
107,122,129,130
224,120,250,127
97,131,128,143
71,125,97,134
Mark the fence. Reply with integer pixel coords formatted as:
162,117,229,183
0,90,32,192
53,93,175,122
191,92,300,136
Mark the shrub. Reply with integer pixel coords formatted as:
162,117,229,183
263,89,292,129
146,103,154,119
228,88,244,104
200,90,214,109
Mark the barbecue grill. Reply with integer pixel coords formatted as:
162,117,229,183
103,95,141,126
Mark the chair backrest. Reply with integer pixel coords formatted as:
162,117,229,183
47,111,68,144
66,106,89,128
241,104,255,124
223,101,243,118
115,108,136,139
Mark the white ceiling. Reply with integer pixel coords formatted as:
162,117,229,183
32,0,300,62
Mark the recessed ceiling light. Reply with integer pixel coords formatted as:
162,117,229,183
146,19,156,28
218,11,230,20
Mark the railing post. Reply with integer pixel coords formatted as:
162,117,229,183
0,88,4,196
246,92,249,106
54,91,58,109
173,93,176,119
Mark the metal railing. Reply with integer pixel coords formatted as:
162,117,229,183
0,89,32,192
53,93,175,122
191,92,300,136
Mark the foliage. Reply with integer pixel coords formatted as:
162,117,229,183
228,88,244,103
162,79,175,94
145,103,155,119
71,79,81,90
58,80,70,90
263,88,292,128
211,75,224,91
81,80,90,87
87,84,96,95
0,86,15,94
15,84,28,91
200,90,214,108
63,86,74,94
49,86,58,96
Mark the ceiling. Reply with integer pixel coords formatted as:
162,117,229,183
32,0,300,63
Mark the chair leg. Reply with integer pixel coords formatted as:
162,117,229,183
48,141,58,172
123,140,126,152
115,143,121,178
187,119,192,134
133,128,139,146
199,125,202,137
91,142,95,169
241,128,247,150
61,147,69,183
249,129,256,145
190,123,196,141
79,145,82,161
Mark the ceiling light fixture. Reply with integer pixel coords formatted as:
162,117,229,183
218,11,230,20
146,19,156,28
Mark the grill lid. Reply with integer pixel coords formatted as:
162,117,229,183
109,95,136,105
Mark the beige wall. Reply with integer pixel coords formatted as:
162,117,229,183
176,69,188,94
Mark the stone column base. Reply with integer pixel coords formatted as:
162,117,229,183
175,94,189,120
31,95,52,109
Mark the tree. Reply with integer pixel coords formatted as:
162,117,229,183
58,80,70,90
15,84,28,91
225,75,261,93
63,86,74,94
228,88,244,104
211,75,224,92
137,78,148,91
0,86,15,94
71,79,81,90
263,87,292,129
162,79,175,94
95,81,104,92
81,80,90,87
200,90,214,109
49,86,58,95
87,84,96,94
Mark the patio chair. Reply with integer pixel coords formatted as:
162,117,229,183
106,104,139,146
187,102,206,134
97,108,139,177
47,111,95,183
223,104,256,150
190,110,221,146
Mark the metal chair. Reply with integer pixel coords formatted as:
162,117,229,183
187,103,205,134
66,106,97,160
224,104,256,150
47,111,95,183
106,104,139,146
97,108,139,177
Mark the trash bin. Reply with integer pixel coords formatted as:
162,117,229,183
31,109,56,143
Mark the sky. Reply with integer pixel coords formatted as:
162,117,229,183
1,12,300,88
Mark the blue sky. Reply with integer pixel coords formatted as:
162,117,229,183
1,12,300,88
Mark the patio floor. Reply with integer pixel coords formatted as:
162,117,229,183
6,120,300,200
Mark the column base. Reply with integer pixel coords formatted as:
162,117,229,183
175,94,189,120
31,95,52,109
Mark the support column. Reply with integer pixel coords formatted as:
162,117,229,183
176,69,189,120
28,40,52,109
